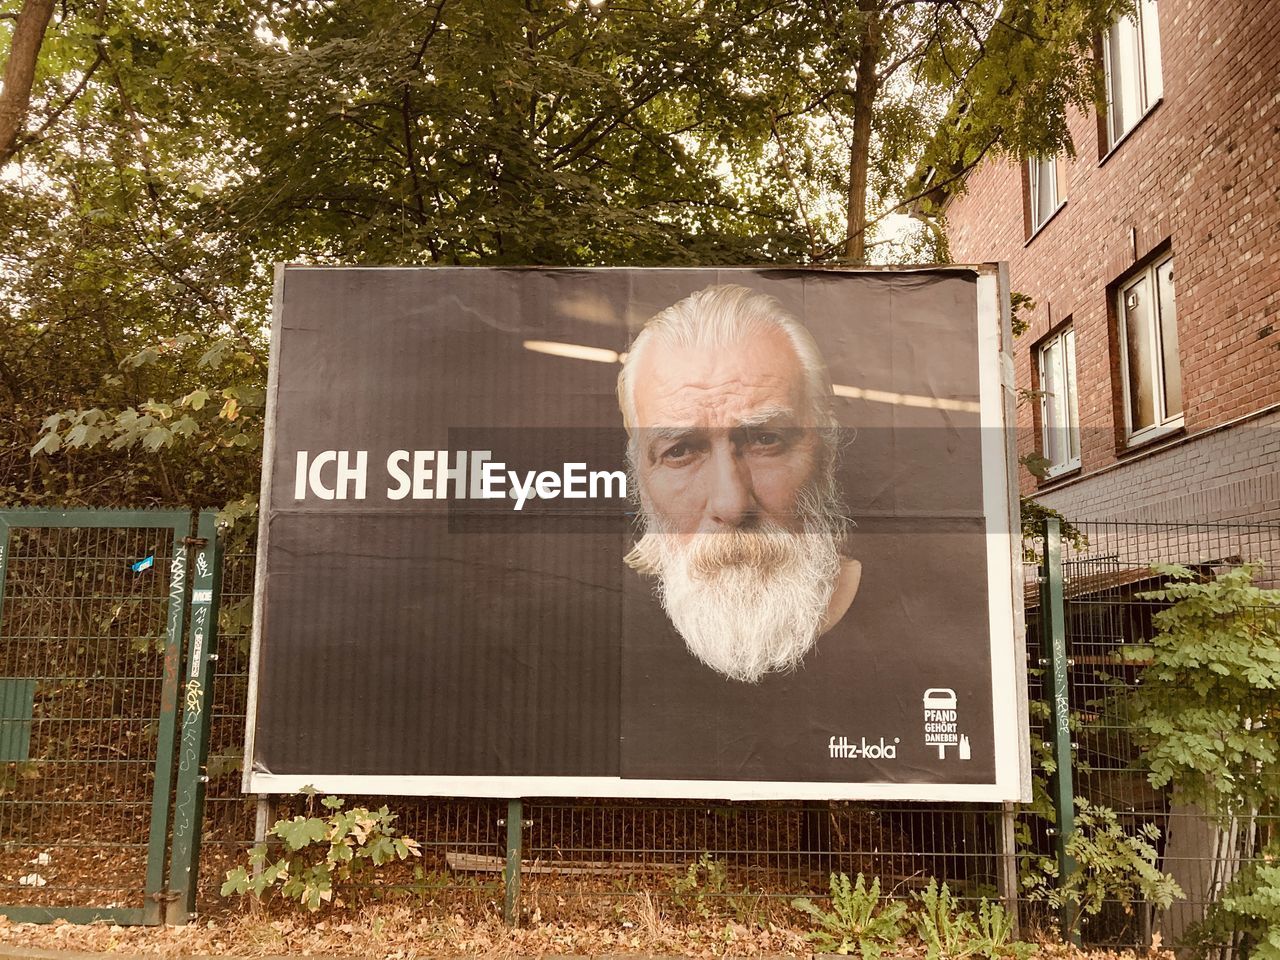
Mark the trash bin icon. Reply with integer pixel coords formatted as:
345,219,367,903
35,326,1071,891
923,688,957,711
922,688,959,759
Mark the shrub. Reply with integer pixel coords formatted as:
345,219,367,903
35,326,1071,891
221,795,422,911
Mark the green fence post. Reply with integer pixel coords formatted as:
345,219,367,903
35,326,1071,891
503,799,523,926
1040,518,1079,944
0,517,9,641
165,510,224,924
143,513,194,925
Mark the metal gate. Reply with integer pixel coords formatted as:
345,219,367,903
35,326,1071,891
0,509,219,924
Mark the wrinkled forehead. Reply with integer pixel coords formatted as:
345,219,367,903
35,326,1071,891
631,327,810,429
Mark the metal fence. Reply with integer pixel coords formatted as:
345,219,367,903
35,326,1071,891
0,510,190,923
1048,521,1280,951
2,510,1277,953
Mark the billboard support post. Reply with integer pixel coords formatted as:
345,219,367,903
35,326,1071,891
1040,518,1079,944
998,802,1020,937
502,799,523,926
252,795,273,913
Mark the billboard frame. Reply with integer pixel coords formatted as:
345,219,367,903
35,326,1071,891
242,263,1031,803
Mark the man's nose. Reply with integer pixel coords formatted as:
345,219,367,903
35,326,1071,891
703,445,756,529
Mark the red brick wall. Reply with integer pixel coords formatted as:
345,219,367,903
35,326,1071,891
944,0,1280,504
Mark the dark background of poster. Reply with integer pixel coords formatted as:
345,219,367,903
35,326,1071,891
252,267,995,787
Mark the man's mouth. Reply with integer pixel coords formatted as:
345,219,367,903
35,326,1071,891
687,530,799,576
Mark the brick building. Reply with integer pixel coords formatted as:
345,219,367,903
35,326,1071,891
937,0,1280,523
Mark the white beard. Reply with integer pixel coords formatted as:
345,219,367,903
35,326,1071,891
630,521,843,683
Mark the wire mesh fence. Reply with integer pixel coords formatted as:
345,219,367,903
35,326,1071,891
0,514,187,921
194,547,258,915
193,547,1023,921
1052,522,1280,952
3,513,1278,952
515,800,1008,902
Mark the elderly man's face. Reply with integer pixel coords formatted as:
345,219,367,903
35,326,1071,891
632,327,821,538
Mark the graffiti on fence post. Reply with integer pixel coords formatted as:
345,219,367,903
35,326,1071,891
166,511,223,924
1040,518,1079,944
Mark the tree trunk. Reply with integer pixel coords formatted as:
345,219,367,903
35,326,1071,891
844,0,880,264
0,0,57,166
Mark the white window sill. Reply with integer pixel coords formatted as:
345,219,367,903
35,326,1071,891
1041,458,1081,482
1100,97,1163,166
1025,200,1068,246
1124,415,1185,450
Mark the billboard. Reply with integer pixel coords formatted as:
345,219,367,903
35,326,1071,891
244,266,1029,801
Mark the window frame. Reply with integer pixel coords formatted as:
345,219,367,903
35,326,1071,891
1117,252,1183,447
1036,324,1081,479
1101,0,1164,152
1027,156,1065,236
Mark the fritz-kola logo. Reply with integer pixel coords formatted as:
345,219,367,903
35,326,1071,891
292,450,626,511
827,736,899,760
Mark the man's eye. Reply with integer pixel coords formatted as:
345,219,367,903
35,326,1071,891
747,431,786,451
662,443,694,463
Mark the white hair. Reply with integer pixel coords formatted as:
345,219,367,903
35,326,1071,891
617,284,837,433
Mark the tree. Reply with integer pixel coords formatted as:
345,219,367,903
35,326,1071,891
733,0,1127,263
159,0,819,266
2,0,1129,514
3,0,814,514
1125,565,1280,823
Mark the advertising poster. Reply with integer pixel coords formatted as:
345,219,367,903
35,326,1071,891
244,266,1028,801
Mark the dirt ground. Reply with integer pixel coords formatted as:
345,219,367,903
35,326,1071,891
0,903,1172,960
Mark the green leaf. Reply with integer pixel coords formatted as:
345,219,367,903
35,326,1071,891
199,341,234,369
274,815,328,851
221,866,250,897
171,416,199,437
141,426,172,452
31,432,62,457
181,389,210,411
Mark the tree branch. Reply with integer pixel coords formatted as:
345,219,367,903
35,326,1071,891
769,111,817,255
411,0,448,70
14,47,104,152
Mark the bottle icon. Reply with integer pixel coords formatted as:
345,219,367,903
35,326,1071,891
959,735,971,760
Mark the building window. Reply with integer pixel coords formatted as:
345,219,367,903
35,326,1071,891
1118,254,1182,443
1037,326,1080,476
1028,156,1064,233
1103,0,1163,149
